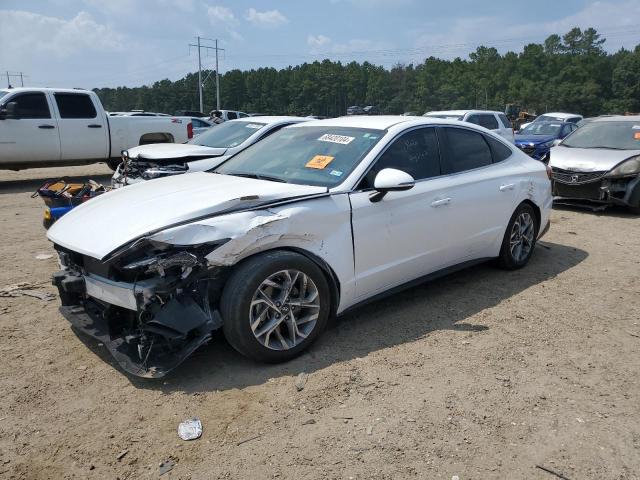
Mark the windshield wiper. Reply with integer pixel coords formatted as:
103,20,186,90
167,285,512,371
227,172,288,183
586,145,626,150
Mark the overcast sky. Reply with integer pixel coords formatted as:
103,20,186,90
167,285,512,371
1,0,639,89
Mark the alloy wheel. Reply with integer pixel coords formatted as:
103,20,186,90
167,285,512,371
249,269,320,350
509,212,535,262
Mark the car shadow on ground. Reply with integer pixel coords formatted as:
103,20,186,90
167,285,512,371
75,240,588,392
553,203,639,219
0,173,113,195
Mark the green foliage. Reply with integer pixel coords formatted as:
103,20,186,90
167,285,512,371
94,28,640,118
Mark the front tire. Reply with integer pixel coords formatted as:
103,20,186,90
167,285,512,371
220,251,331,363
106,158,121,171
497,203,538,270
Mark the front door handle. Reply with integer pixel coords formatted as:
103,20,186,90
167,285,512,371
430,197,451,207
499,183,515,191
38,124,55,129
88,124,102,128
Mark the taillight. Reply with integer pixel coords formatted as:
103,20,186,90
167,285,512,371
187,122,193,139
545,164,553,180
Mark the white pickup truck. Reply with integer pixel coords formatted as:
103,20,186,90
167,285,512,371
0,88,194,170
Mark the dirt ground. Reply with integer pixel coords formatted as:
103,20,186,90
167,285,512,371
0,164,639,480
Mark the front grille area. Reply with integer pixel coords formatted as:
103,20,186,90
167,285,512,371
553,181,605,201
517,145,536,155
552,167,607,185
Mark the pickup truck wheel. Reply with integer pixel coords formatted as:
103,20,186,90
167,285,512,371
221,251,331,363
106,158,121,171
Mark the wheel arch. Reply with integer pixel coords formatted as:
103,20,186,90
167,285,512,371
220,246,341,318
519,199,541,231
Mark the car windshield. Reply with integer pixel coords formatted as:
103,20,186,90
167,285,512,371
189,120,266,148
214,126,385,187
424,114,463,120
521,122,562,136
0,91,9,102
562,121,640,150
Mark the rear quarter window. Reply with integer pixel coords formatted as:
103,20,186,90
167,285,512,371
498,113,511,129
486,136,513,162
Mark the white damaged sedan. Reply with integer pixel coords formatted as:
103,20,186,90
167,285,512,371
47,116,552,377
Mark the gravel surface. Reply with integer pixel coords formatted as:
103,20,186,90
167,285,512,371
0,164,639,479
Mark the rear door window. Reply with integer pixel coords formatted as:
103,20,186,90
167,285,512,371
438,127,493,174
54,93,97,119
9,92,51,119
227,111,238,120
478,114,499,130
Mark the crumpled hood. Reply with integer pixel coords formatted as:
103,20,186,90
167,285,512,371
47,172,327,260
515,134,556,145
126,143,227,161
549,146,640,172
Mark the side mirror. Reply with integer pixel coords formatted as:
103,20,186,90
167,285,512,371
369,168,415,202
0,102,17,120
552,139,562,147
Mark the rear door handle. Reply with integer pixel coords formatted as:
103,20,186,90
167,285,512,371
499,183,515,191
430,197,451,207
88,124,102,128
38,124,55,129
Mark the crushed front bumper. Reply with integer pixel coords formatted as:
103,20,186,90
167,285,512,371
52,267,221,378
551,169,640,210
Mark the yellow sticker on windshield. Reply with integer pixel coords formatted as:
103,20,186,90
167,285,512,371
306,155,334,169
635,132,640,140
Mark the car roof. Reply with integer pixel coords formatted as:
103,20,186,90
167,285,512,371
539,112,582,119
425,109,503,116
0,87,93,94
591,115,640,122
231,116,310,125
287,115,497,132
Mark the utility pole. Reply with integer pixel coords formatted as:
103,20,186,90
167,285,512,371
188,37,225,113
215,39,220,110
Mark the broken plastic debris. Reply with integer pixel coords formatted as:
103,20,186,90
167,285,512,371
0,282,56,301
177,418,202,441
35,254,54,260
159,457,176,476
295,372,308,391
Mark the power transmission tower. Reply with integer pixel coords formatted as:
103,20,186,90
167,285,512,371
5,71,26,88
188,37,224,112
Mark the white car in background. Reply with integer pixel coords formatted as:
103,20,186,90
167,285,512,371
49,115,552,377
423,110,515,143
112,116,308,187
520,112,583,131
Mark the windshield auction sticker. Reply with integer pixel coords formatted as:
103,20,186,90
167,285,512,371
318,134,354,145
306,155,335,169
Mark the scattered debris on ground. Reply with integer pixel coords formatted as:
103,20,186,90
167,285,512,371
177,418,202,441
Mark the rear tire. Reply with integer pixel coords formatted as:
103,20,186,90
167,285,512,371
220,251,331,363
497,203,539,270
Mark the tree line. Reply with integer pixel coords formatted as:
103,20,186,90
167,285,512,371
94,28,640,118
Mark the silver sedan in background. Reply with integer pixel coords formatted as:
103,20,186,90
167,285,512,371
549,116,640,214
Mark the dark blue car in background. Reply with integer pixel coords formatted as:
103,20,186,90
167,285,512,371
515,121,578,161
